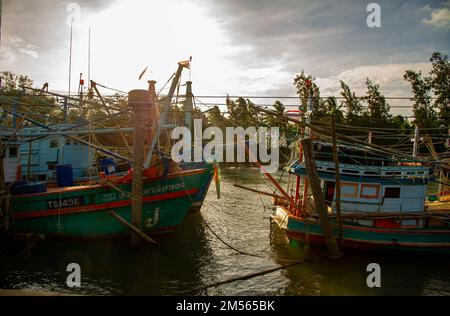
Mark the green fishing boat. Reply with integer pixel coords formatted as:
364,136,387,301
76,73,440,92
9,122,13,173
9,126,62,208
10,166,213,238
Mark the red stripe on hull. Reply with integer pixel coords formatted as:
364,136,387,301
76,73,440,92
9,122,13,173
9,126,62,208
13,189,198,220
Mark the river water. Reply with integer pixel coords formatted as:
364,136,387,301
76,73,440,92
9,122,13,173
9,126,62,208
1,168,449,295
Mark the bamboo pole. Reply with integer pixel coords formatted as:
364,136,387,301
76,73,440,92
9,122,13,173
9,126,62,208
302,138,341,258
108,210,157,246
233,183,285,199
240,142,295,208
331,117,343,248
91,81,133,155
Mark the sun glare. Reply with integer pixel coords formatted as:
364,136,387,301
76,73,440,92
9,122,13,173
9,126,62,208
66,0,239,94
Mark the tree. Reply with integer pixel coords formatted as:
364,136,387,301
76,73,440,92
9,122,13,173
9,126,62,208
226,97,260,128
340,80,363,126
429,52,450,127
293,70,327,121
0,71,33,94
403,70,436,128
363,78,392,127
206,105,227,131
325,97,344,124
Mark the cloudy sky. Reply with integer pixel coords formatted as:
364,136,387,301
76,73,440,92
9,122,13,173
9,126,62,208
0,0,449,114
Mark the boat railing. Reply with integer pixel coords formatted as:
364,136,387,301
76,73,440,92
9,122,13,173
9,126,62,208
291,160,430,179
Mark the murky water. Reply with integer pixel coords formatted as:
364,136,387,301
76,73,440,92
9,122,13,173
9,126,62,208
1,168,450,296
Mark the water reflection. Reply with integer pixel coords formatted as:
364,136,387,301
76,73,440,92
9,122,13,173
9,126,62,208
1,167,449,296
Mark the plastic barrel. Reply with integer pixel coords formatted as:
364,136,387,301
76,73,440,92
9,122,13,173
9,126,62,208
99,158,116,175
56,164,74,187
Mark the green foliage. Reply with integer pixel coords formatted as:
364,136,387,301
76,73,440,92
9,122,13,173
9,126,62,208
403,70,436,128
429,52,450,127
340,80,363,126
293,70,328,120
363,78,392,128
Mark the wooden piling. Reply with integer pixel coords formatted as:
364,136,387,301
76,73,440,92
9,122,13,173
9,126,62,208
26,141,32,181
0,137,10,233
331,118,343,249
302,138,341,258
128,89,153,247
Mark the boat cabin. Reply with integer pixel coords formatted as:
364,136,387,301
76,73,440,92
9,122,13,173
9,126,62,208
290,142,430,217
2,142,21,184
18,124,94,182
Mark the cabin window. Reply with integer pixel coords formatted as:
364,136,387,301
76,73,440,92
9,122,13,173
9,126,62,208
360,184,380,199
66,139,71,145
324,181,335,204
340,182,358,198
384,187,401,199
343,169,360,174
49,139,59,148
8,146,18,158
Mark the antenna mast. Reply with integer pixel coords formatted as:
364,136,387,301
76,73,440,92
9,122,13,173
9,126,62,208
68,17,74,97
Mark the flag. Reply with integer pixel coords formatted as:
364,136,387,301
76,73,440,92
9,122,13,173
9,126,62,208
285,109,303,118
214,162,221,199
179,56,192,69
179,60,190,69
138,66,148,80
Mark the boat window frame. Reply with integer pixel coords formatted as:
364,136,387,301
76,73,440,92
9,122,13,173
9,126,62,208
384,187,401,199
360,183,380,199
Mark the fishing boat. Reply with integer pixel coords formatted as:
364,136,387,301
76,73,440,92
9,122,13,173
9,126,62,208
271,141,450,253
10,156,214,238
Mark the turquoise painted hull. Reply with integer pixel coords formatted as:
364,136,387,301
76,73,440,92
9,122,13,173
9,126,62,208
180,162,214,212
11,168,212,238
284,215,450,253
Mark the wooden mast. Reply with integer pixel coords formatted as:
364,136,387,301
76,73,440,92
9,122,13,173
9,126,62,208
331,117,343,248
128,89,153,247
302,138,341,258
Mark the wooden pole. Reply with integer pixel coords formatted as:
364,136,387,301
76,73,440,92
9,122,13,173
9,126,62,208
331,117,343,249
302,138,341,258
233,184,285,199
27,141,32,181
240,142,295,207
92,81,133,155
108,210,157,246
0,137,5,194
0,136,9,233
128,89,153,247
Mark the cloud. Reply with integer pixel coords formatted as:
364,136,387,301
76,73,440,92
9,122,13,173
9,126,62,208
421,1,450,30
0,35,40,61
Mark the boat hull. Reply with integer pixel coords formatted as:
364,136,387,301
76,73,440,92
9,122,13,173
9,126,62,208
272,207,450,253
180,162,214,213
11,168,211,238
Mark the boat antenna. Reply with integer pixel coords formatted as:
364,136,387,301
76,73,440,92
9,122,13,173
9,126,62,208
68,16,74,97
88,28,91,90
0,0,3,47
189,56,192,82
